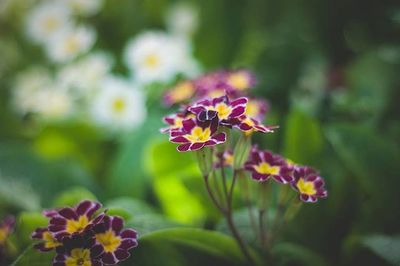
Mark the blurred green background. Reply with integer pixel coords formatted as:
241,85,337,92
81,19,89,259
0,0,399,265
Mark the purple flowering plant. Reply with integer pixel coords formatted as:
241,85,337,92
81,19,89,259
162,69,328,264
31,200,138,266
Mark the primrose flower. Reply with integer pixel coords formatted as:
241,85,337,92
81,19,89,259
163,80,196,106
215,150,234,168
161,112,196,133
245,98,269,121
53,233,103,266
169,117,226,152
189,95,247,125
291,167,328,203
0,216,14,246
245,148,293,183
226,69,256,92
32,227,63,252
48,200,103,240
233,115,277,134
92,215,138,264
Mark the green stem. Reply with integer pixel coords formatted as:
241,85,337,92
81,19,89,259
10,244,34,266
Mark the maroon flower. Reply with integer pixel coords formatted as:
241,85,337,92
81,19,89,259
225,69,256,92
53,233,103,266
189,95,248,125
92,216,138,265
0,216,14,246
245,148,293,183
169,117,226,152
291,166,327,203
48,200,103,240
32,227,62,252
163,80,196,106
233,115,277,135
160,112,196,133
215,150,234,168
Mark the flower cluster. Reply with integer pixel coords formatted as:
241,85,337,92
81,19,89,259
245,146,327,202
162,70,276,152
32,200,138,266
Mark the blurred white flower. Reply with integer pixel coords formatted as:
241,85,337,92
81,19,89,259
57,52,112,96
12,67,53,115
90,76,147,130
34,86,74,120
165,2,199,37
46,25,96,63
25,1,71,44
60,0,103,16
124,31,199,84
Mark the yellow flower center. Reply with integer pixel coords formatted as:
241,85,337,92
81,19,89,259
43,231,62,249
210,103,232,120
296,178,316,196
0,228,8,244
227,73,249,90
65,248,92,266
66,216,89,234
207,89,225,98
144,54,159,68
170,82,195,102
112,97,126,113
245,101,259,119
254,162,280,175
65,36,80,54
224,153,234,166
185,127,211,142
95,230,121,253
43,16,59,33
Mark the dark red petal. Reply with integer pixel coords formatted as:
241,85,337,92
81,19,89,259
58,208,78,220
170,136,189,143
182,119,196,132
211,132,226,143
120,229,137,239
190,142,205,151
111,216,124,234
229,106,245,118
101,252,117,264
115,248,130,261
120,239,138,250
230,97,248,106
177,143,191,152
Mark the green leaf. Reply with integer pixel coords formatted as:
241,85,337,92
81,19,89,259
106,197,157,217
0,176,40,211
52,187,97,207
121,228,257,266
283,109,324,165
272,242,328,266
361,235,400,266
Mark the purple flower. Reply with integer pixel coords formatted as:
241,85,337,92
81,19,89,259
92,216,138,265
32,227,62,252
215,150,234,168
0,216,14,246
189,95,248,125
226,69,256,91
169,117,226,152
291,167,328,203
161,112,195,133
163,81,196,106
53,233,103,266
245,148,293,183
48,200,103,240
233,115,277,135
245,98,269,121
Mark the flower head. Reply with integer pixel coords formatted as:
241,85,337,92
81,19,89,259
189,95,247,125
163,81,195,106
46,25,96,63
48,200,102,240
245,148,293,183
0,216,14,246
233,115,277,135
226,69,256,92
161,111,195,133
90,76,147,130
291,167,327,203
32,227,63,252
215,150,234,168
169,117,226,152
25,2,71,44
92,216,138,264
